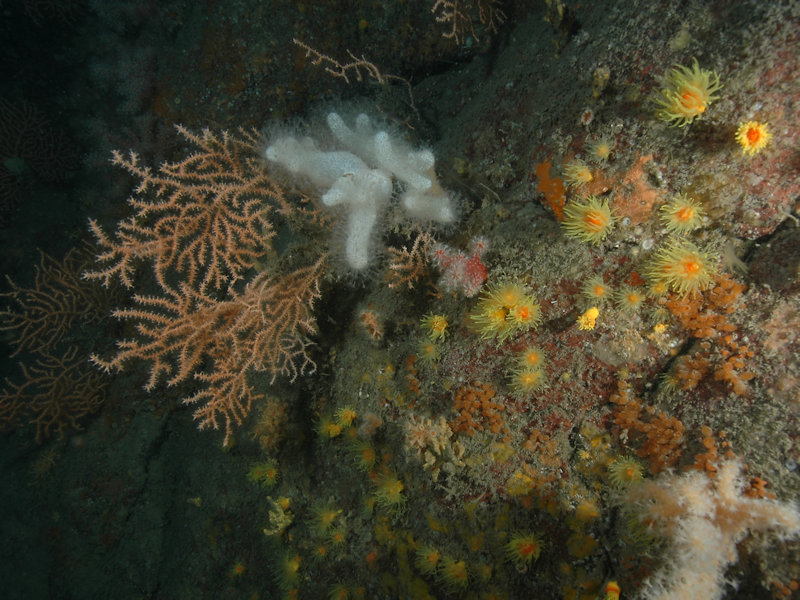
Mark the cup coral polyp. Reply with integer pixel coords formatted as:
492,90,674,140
509,347,546,394
247,461,279,487
437,556,469,589
654,58,721,127
470,282,541,343
563,158,593,190
373,472,405,510
327,583,350,600
581,275,612,305
351,440,377,472
311,503,343,535
506,532,543,568
277,553,302,591
660,193,706,233
608,456,645,488
646,240,717,296
509,298,539,327
421,313,449,341
414,544,442,575
518,347,545,369
615,286,646,312
510,365,546,395
562,195,615,244
736,121,771,156
417,338,441,365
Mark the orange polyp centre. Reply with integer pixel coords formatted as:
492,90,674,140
516,306,530,320
518,541,538,557
449,562,467,580
427,551,440,565
747,127,761,143
386,480,403,496
593,285,606,296
680,90,704,113
675,206,694,221
585,211,606,231
682,257,701,275
525,352,542,366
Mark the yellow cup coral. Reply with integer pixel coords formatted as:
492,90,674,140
470,282,541,344
414,544,441,575
437,556,469,589
615,286,646,312
654,58,721,127
505,532,543,568
510,364,546,395
421,313,449,341
563,158,593,190
416,338,441,365
518,346,545,369
311,502,343,535
660,193,706,233
247,461,279,487
581,275,612,305
373,472,405,511
277,553,302,591
646,240,717,296
335,406,357,428
350,440,377,472
608,456,645,488
736,121,771,156
562,195,615,244
588,137,614,162
327,583,350,600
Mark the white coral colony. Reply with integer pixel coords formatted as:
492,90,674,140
265,112,457,271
